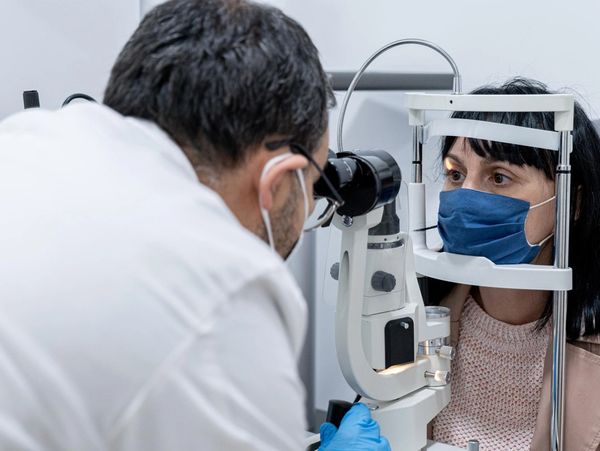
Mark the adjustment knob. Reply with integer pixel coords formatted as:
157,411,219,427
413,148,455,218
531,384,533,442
437,345,456,360
425,370,451,385
330,263,340,281
371,271,396,292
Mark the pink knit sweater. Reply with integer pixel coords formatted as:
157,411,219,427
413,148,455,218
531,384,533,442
432,296,551,450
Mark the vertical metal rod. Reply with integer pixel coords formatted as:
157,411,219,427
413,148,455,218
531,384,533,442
412,126,423,183
551,131,572,451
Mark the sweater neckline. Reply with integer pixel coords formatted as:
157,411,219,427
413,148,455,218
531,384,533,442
462,296,550,346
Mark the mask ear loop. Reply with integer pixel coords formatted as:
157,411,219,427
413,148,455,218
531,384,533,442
282,168,310,261
260,208,276,250
295,168,309,224
536,232,555,247
530,194,556,210
259,152,294,250
527,195,557,246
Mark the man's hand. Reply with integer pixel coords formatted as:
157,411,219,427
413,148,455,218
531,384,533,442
319,403,391,450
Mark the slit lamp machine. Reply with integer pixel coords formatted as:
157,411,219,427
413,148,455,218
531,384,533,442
306,39,574,451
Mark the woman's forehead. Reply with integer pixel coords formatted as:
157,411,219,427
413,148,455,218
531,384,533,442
445,139,545,174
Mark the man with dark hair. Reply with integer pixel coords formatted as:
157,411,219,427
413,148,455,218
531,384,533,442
0,0,389,450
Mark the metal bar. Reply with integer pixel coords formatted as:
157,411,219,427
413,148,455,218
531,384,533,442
406,93,574,114
551,131,572,451
328,72,454,92
412,126,423,183
423,118,561,151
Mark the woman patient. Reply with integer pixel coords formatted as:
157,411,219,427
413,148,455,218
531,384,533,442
429,78,600,451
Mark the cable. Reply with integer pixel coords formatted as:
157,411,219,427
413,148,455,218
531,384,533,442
336,38,462,153
413,225,438,232
62,93,96,107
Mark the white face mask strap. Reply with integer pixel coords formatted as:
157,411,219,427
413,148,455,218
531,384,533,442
537,232,554,247
282,168,309,261
259,152,293,181
260,207,275,250
259,152,309,253
531,195,556,210
527,195,556,247
295,168,309,223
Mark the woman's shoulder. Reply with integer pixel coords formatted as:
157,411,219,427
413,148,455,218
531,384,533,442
572,334,600,356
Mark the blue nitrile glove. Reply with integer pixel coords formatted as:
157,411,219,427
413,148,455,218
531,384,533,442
319,403,391,450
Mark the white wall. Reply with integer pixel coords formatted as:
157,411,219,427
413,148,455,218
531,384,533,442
265,0,600,118
0,0,140,119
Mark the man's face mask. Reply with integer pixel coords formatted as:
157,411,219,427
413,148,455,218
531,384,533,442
437,188,555,264
259,152,308,260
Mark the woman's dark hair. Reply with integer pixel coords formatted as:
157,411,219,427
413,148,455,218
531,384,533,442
104,0,334,168
435,77,600,340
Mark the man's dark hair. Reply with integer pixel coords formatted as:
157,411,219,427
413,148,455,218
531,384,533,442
104,0,334,168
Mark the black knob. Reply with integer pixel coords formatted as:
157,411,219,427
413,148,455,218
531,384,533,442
325,399,353,428
23,90,40,109
371,271,396,292
330,262,340,281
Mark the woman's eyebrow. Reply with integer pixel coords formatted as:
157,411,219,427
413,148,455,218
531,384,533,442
480,157,517,168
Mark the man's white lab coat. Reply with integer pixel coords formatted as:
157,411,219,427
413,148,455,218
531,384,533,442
0,103,308,450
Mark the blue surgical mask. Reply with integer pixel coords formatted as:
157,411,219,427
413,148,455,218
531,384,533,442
437,188,555,264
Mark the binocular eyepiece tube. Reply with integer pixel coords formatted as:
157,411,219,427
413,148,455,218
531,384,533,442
314,149,402,218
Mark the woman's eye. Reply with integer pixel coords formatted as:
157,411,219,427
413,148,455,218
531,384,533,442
493,173,509,184
447,170,463,182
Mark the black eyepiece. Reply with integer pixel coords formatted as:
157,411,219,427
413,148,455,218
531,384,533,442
315,150,401,217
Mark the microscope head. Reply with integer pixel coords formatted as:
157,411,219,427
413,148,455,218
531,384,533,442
315,149,401,219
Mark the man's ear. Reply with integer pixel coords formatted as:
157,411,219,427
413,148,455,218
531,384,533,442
259,155,308,211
